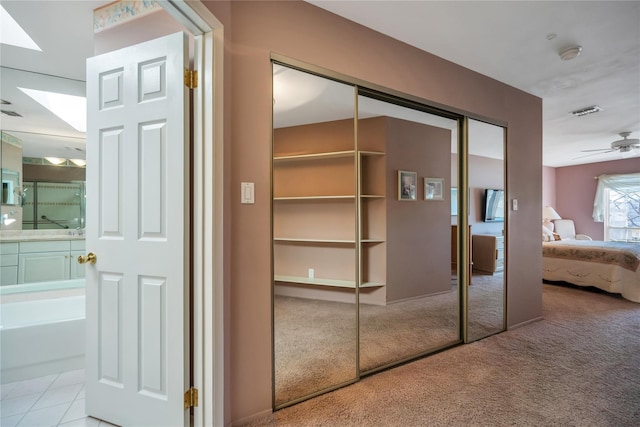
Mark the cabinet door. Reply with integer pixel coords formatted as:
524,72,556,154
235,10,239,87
18,252,70,283
70,251,86,279
1,266,18,286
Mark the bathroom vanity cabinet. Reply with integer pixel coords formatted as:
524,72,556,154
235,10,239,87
0,239,85,286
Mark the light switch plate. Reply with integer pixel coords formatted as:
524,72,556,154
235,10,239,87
241,182,255,204
512,199,518,211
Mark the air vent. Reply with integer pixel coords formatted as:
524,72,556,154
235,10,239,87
1,110,22,117
571,105,603,117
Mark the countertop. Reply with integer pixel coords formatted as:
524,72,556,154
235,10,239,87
0,230,86,242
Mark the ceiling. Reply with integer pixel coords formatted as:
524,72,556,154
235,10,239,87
1,1,639,167
308,0,640,167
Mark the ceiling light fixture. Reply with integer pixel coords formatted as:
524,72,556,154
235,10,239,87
45,157,66,165
571,105,603,117
0,5,42,51
559,45,582,61
70,159,87,167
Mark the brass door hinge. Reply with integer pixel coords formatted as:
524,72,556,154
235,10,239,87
184,387,199,410
184,69,198,89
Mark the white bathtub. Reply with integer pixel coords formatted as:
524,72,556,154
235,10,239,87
0,295,85,384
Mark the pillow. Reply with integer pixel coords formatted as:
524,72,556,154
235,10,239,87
542,225,555,242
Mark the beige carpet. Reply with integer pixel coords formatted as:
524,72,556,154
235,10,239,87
255,283,640,426
275,275,505,406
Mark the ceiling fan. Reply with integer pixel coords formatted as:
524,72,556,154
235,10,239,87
576,132,640,159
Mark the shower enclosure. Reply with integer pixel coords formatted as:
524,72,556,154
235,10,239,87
22,181,86,230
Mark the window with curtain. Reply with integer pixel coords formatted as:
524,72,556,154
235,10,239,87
593,173,640,242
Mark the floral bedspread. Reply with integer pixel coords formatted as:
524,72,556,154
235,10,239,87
542,240,640,272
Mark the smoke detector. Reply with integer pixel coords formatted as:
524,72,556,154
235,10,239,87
560,46,582,61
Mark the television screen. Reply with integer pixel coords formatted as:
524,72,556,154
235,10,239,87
483,189,505,222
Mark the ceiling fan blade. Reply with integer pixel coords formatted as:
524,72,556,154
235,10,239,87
573,150,614,160
580,148,611,152
612,137,640,145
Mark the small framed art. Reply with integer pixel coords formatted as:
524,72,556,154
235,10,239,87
398,170,417,201
424,177,444,200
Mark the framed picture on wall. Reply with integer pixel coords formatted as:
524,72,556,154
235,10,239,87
398,170,417,200
424,177,444,200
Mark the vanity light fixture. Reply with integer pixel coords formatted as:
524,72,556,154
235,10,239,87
45,157,66,165
559,45,582,61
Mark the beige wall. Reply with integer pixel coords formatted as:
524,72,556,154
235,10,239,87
204,1,543,424
386,118,452,301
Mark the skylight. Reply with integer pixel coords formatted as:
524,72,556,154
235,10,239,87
0,5,42,51
19,88,87,132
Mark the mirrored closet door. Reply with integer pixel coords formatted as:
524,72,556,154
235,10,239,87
272,64,358,407
272,62,508,408
466,119,506,341
356,94,461,373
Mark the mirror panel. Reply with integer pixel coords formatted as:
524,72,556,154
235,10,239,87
0,68,86,231
467,119,506,341
357,95,461,373
272,64,357,407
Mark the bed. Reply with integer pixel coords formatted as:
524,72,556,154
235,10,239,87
542,240,640,303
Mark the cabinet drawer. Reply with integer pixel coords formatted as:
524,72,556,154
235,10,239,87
19,240,71,253
0,242,19,255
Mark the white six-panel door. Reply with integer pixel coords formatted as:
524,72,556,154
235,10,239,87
85,32,190,427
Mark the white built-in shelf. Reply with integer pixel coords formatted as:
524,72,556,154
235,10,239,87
274,275,385,289
359,151,385,156
274,237,356,244
274,195,355,201
275,275,356,288
361,239,385,243
273,150,354,163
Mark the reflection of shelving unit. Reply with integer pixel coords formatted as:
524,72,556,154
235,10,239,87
359,151,386,290
272,119,389,298
273,116,451,304
273,128,358,289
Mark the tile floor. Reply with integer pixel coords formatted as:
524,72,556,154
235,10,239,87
1,369,116,427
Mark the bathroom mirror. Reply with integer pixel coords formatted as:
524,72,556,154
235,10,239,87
467,119,506,341
0,67,86,230
357,93,461,373
272,63,358,407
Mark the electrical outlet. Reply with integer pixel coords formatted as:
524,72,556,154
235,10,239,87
308,268,314,279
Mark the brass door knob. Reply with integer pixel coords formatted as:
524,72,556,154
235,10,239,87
78,252,97,265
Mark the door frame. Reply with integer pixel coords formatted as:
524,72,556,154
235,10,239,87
155,2,224,426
